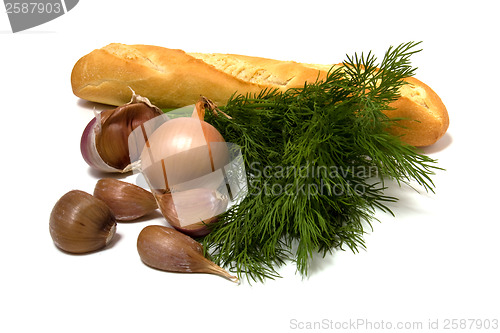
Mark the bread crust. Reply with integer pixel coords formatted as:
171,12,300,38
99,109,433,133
71,43,448,146
71,44,266,108
387,76,449,146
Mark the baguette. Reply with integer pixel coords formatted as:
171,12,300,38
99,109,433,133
71,43,449,147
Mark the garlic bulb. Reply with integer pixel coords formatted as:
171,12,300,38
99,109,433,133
81,92,163,173
155,188,229,237
93,178,158,221
137,225,238,283
49,190,116,254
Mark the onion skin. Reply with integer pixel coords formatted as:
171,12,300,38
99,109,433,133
140,117,229,192
138,99,232,237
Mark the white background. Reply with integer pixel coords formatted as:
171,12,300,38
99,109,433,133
1,1,499,332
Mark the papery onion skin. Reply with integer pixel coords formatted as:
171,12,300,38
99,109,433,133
140,117,229,192
138,104,231,237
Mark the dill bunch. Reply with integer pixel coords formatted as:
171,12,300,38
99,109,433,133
202,42,440,282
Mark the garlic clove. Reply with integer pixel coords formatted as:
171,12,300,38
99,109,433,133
155,188,229,237
96,103,162,170
81,92,163,173
93,178,158,221
81,117,122,173
137,225,238,283
49,190,117,254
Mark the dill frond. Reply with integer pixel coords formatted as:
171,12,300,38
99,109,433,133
202,42,441,282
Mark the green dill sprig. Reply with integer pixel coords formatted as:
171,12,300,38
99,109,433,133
202,41,440,282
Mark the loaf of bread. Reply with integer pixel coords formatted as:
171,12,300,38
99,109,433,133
71,43,448,146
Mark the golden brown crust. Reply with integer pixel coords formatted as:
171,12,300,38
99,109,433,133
71,43,449,146
71,44,266,108
188,52,329,89
387,76,449,146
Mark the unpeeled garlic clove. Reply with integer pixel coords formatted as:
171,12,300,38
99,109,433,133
81,92,163,173
93,178,158,221
155,188,229,237
49,190,116,254
137,225,238,283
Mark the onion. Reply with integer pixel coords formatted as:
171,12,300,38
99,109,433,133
140,116,229,191
138,99,231,235
80,92,163,173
